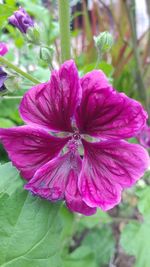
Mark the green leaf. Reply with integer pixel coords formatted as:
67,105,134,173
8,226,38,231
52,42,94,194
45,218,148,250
60,205,74,242
63,246,97,267
81,61,114,77
0,162,64,267
64,225,115,267
121,220,150,267
0,118,15,128
82,227,115,266
0,4,16,28
0,98,22,124
5,0,16,7
0,163,23,195
136,187,150,217
0,190,63,267
79,209,112,229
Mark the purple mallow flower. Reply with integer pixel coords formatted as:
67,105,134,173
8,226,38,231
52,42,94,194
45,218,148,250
0,60,149,215
0,42,8,56
138,125,150,148
9,7,34,34
0,67,7,92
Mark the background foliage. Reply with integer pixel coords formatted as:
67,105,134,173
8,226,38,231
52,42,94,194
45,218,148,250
0,0,150,266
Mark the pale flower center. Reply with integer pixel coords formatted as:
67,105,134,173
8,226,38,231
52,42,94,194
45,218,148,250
67,130,82,154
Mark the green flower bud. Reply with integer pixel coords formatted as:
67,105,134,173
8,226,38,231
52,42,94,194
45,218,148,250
26,25,40,44
94,31,113,53
40,46,54,64
4,76,20,93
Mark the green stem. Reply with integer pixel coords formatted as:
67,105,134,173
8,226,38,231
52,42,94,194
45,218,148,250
1,96,22,100
58,0,71,62
0,56,40,84
95,51,102,68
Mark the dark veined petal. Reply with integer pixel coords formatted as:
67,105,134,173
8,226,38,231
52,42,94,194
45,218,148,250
76,71,147,139
79,139,149,211
65,169,97,216
20,60,82,132
0,126,69,180
25,151,96,216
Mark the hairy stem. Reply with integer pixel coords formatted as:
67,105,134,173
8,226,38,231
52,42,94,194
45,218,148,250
58,0,71,62
0,56,40,84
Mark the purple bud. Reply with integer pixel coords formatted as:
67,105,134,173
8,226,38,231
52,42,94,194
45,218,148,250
0,43,8,56
0,67,7,92
8,7,34,34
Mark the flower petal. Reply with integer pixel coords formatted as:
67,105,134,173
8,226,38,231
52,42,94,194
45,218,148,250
65,170,97,216
76,71,147,139
0,42,8,56
0,126,69,180
137,125,150,148
25,151,96,215
25,152,82,200
20,60,82,132
79,139,149,211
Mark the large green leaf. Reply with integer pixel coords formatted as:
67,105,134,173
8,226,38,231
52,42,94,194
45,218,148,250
0,163,23,195
0,191,63,267
0,163,63,267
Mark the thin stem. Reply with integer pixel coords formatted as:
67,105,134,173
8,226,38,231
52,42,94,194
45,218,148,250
1,96,23,100
0,56,40,84
58,0,71,62
95,51,101,68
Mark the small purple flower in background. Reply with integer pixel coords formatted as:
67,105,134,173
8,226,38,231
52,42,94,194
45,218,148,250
0,44,8,92
0,67,7,92
0,42,8,56
9,7,34,34
0,60,149,216
138,125,150,148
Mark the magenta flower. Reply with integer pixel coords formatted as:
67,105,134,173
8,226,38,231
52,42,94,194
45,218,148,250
138,125,150,148
0,42,8,56
9,7,34,34
0,60,149,215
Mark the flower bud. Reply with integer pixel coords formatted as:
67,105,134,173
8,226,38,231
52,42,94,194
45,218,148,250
4,76,20,93
94,31,113,53
9,7,34,34
0,43,8,56
39,46,54,64
26,25,40,44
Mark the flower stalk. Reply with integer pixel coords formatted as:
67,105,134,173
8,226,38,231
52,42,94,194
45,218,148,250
1,96,22,100
58,0,71,62
0,56,40,84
